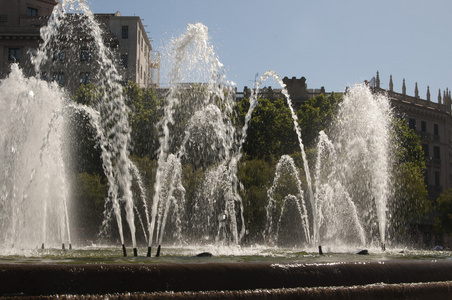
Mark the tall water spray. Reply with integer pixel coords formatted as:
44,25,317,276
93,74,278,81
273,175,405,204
0,0,142,251
243,71,318,247
149,23,244,246
264,83,393,249
321,84,392,247
36,0,139,250
0,65,71,249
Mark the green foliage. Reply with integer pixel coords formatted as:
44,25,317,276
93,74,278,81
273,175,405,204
435,189,452,234
238,157,275,242
71,172,107,240
297,93,342,147
388,118,429,243
237,97,298,159
72,83,100,106
68,84,104,175
123,82,163,158
392,118,425,169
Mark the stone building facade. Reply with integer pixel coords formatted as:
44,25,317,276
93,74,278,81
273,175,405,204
372,71,452,200
0,0,57,78
0,0,158,92
372,71,452,247
236,76,329,109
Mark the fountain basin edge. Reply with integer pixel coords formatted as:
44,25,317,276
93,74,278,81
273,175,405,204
1,260,452,297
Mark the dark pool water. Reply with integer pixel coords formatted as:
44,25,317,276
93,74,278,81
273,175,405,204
0,245,450,265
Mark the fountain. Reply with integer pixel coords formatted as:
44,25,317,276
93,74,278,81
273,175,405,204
0,0,141,255
0,0,451,298
0,0,422,252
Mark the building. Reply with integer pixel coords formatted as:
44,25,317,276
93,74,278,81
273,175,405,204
236,76,331,109
372,71,452,199
0,0,58,78
0,0,159,91
372,71,452,247
97,12,156,89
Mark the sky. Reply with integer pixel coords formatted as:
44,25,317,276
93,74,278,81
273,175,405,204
88,0,452,98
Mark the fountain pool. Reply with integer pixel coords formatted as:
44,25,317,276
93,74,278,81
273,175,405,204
0,246,450,265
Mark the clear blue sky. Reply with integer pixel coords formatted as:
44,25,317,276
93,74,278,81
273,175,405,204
88,0,452,98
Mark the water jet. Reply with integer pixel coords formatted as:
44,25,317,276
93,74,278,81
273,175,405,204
147,246,152,257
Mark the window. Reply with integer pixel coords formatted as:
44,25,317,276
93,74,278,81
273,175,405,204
121,54,128,68
122,26,129,39
53,49,65,62
8,48,20,61
408,118,416,130
434,146,440,160
434,123,439,136
421,121,426,132
80,48,92,62
52,72,64,86
79,72,90,84
435,171,440,187
422,144,429,158
27,7,38,17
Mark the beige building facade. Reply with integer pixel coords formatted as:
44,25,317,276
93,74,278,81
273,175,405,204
372,71,452,247
0,0,57,78
0,1,158,91
372,71,452,200
99,12,153,89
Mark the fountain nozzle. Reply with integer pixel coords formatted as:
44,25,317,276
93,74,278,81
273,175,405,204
122,244,127,257
319,245,324,255
133,248,138,257
147,246,152,257
156,245,161,257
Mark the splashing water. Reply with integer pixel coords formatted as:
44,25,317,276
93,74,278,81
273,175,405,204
149,23,244,246
265,83,392,249
0,65,70,249
242,71,318,246
266,155,311,246
0,0,143,250
0,0,394,252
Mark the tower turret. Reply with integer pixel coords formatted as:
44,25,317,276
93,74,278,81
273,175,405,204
389,75,393,92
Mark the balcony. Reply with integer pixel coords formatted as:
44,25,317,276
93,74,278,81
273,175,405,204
416,130,432,141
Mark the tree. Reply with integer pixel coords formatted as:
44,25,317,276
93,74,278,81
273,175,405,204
70,83,104,175
435,189,452,234
123,82,162,158
237,97,298,159
71,172,107,241
297,93,342,148
388,118,430,244
237,157,275,243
